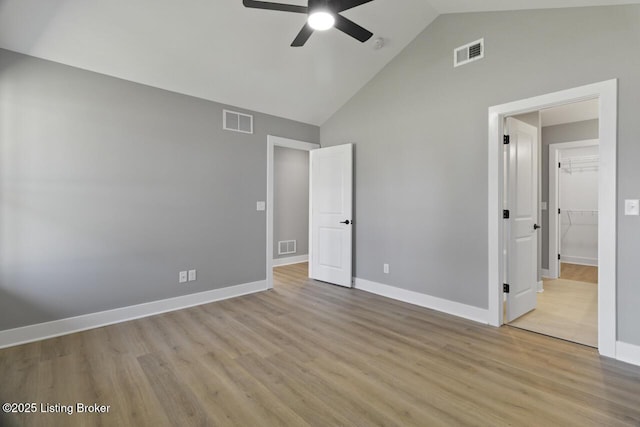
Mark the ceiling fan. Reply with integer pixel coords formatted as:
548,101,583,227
243,0,374,47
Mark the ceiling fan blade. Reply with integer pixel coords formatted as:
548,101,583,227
334,14,373,42
291,23,314,47
243,0,308,14
336,0,374,12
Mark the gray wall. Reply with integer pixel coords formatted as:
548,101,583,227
320,5,640,345
274,147,309,259
541,119,599,269
0,49,319,331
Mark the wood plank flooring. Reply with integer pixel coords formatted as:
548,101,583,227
1,262,640,426
509,278,598,347
509,263,598,346
561,262,598,284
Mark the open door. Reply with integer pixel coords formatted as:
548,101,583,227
505,117,539,322
309,144,353,287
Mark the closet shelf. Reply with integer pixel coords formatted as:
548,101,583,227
560,155,599,174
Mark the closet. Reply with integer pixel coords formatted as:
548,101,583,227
559,146,599,267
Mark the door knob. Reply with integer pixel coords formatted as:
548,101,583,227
340,220,350,225
533,224,541,230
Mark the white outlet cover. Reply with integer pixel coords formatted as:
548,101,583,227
625,199,639,216
256,201,266,211
383,263,389,274
188,269,197,281
179,271,188,283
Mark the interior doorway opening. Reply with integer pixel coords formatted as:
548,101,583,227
505,108,599,346
266,136,319,289
488,79,617,358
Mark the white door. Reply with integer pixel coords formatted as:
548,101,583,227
309,144,353,287
505,117,539,322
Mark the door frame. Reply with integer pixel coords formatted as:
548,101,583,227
548,139,599,279
488,79,617,358
266,135,320,290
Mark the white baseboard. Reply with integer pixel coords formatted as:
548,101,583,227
616,341,640,367
354,278,488,324
561,256,598,266
541,269,551,278
0,280,266,350
272,255,308,267
537,280,544,293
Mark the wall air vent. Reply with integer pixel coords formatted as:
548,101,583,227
454,38,484,67
278,240,296,255
223,109,253,134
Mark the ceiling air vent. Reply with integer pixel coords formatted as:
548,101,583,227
223,109,253,134
454,38,484,67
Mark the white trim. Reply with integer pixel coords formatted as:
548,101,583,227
541,268,551,278
272,254,309,267
537,280,544,293
355,278,488,324
266,135,320,289
559,256,598,267
0,280,266,350
488,79,617,359
616,341,640,367
549,139,599,279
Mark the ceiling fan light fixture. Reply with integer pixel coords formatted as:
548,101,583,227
308,11,335,31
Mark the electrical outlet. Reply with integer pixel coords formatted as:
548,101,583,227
383,263,389,274
179,271,188,283
625,199,639,216
188,269,197,281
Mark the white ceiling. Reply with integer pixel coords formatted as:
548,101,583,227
0,0,637,125
541,98,599,127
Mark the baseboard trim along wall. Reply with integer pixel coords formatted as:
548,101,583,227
561,256,598,266
537,280,544,293
0,280,266,350
272,255,309,267
354,278,489,324
616,341,640,367
541,269,551,278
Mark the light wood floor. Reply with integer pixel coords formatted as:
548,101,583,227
509,263,598,347
561,262,598,284
509,278,598,347
2,263,639,426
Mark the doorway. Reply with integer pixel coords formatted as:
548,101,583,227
506,107,600,347
549,138,600,279
266,136,319,289
267,137,354,290
488,79,617,358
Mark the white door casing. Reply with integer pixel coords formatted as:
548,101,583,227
309,144,353,287
488,79,617,358
505,117,539,322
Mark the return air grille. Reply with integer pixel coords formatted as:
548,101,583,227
223,109,253,134
278,240,297,255
454,38,484,67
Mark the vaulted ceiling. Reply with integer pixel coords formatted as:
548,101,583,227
1,0,637,125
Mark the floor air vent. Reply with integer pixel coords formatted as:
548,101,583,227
454,38,484,67
223,109,253,134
